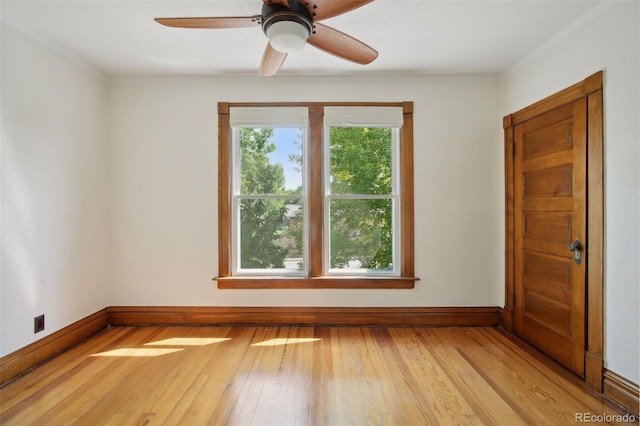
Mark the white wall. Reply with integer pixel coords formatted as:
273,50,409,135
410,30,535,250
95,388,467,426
109,75,502,308
1,23,111,356
498,1,640,383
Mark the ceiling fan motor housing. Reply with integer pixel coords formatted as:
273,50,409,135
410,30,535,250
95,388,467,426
262,0,314,53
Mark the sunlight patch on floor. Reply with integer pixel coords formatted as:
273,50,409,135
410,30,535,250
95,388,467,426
145,337,231,346
91,348,184,357
251,338,321,347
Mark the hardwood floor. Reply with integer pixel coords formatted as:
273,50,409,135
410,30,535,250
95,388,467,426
0,326,635,425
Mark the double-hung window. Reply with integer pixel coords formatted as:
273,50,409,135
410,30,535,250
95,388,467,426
230,107,309,276
217,102,417,289
324,107,402,275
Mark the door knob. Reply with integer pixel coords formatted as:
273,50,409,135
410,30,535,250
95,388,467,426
568,240,582,251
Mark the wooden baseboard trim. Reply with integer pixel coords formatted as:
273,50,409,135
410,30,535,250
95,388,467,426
603,369,640,416
0,308,109,387
108,306,502,327
585,351,604,393
500,305,513,333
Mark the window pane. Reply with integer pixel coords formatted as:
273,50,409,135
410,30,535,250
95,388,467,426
329,127,392,195
239,127,303,195
239,198,304,271
329,198,393,271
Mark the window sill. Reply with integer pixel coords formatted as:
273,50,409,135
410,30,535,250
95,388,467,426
213,276,419,289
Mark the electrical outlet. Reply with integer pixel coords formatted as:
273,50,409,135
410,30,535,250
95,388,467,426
34,315,45,333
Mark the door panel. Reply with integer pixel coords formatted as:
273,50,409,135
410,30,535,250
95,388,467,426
522,119,573,159
522,164,573,198
524,289,571,335
514,98,586,376
524,211,573,242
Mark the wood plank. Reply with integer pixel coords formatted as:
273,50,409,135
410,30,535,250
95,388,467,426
401,101,415,277
511,82,585,125
227,101,406,108
586,87,605,392
2,326,633,425
520,149,574,173
308,105,324,277
503,120,515,332
522,197,574,211
217,102,231,277
215,276,418,289
569,97,587,376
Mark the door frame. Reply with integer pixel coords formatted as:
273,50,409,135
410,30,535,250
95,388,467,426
503,71,604,391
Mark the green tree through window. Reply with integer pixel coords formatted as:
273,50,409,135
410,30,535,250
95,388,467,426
238,128,289,269
329,127,394,270
238,126,394,272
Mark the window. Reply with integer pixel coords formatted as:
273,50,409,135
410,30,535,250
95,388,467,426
230,107,309,276
216,102,417,289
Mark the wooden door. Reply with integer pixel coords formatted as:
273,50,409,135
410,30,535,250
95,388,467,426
513,99,587,376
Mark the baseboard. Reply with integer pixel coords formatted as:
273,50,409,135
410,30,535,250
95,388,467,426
0,308,109,387
603,369,640,416
108,306,502,327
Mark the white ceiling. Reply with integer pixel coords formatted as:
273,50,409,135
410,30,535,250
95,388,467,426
1,0,603,77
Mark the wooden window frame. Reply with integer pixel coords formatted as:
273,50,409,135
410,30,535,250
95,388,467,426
215,101,417,289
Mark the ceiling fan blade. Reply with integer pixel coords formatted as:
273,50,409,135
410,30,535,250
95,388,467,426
260,43,288,77
155,16,262,29
310,0,374,21
263,0,290,7
307,23,377,65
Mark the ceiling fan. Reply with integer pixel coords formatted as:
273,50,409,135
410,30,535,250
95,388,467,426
155,0,378,77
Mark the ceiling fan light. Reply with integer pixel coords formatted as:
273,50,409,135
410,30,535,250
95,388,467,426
266,20,309,53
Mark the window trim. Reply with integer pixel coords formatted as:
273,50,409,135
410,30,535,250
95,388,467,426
215,101,417,289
